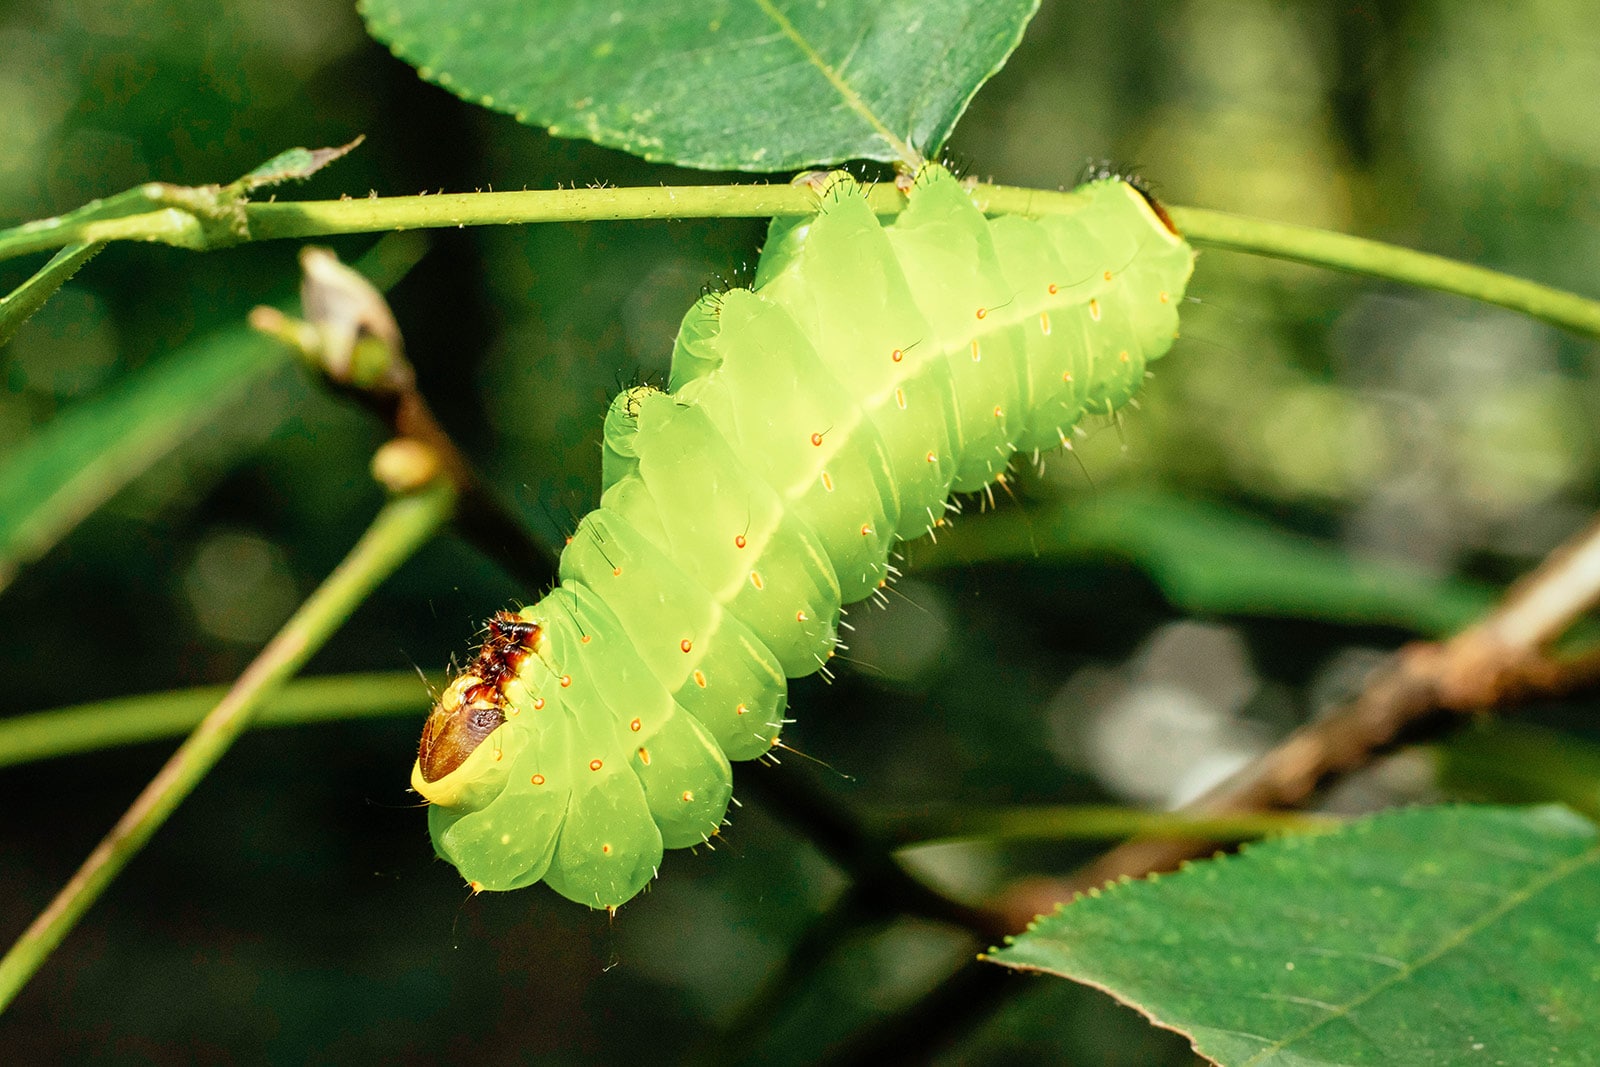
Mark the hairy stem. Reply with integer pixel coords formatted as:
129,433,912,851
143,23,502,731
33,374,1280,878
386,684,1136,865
4,183,1598,339
0,482,453,1013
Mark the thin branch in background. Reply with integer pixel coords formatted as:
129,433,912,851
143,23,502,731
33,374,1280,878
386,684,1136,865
690,886,880,1066
825,956,1022,1067
0,672,441,771
877,804,1338,849
993,510,1600,930
742,761,1011,941
250,247,557,591
0,480,454,1012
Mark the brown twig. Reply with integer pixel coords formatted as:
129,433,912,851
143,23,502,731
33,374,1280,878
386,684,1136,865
251,248,557,592
992,512,1600,929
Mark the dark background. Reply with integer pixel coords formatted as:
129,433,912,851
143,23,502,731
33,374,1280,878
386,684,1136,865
2,0,1598,1061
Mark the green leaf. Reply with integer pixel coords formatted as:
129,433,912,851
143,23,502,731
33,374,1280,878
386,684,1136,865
359,0,1039,171
914,489,1496,636
990,805,1600,1066
225,137,365,195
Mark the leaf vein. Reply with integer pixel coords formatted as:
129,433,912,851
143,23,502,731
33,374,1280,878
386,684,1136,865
747,0,917,164
1238,840,1600,1065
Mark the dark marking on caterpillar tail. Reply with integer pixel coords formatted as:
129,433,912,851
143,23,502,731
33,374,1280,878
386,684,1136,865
1079,159,1182,237
416,612,541,783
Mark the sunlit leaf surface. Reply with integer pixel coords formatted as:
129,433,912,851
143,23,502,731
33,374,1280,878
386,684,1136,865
361,0,1039,171
991,805,1600,1065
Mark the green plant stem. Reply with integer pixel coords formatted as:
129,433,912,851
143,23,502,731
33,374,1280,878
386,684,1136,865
0,671,439,770
0,242,104,347
743,763,1011,938
691,886,881,1067
0,209,200,259
1168,205,1600,338
5,183,1596,340
880,804,1339,849
0,680,1335,842
247,183,909,239
0,482,453,1014
240,183,1085,240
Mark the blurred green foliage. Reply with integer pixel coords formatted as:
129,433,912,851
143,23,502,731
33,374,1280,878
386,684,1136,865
2,0,1599,1061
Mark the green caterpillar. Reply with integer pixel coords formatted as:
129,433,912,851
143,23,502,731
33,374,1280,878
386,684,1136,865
411,164,1194,908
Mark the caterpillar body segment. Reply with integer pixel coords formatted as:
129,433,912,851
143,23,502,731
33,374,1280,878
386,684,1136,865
413,164,1195,907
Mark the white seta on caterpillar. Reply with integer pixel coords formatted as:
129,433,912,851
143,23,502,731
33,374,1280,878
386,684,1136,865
412,163,1195,908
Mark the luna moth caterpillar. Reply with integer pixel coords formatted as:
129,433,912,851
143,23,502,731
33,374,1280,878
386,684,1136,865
411,163,1195,908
